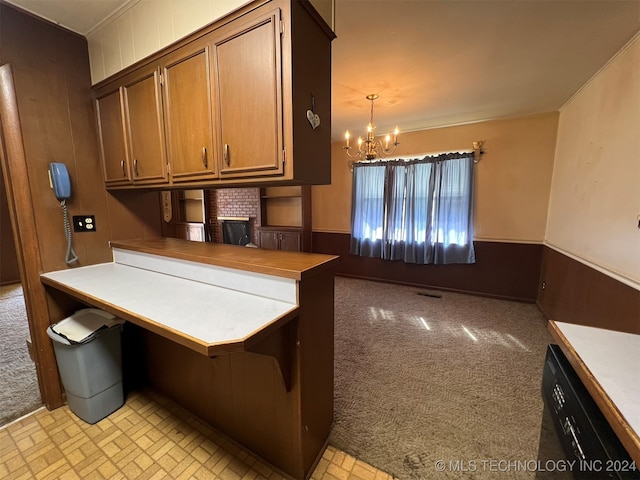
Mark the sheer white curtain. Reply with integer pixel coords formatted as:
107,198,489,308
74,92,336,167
350,153,475,265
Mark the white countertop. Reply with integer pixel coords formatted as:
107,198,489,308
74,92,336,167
41,262,299,355
551,321,640,461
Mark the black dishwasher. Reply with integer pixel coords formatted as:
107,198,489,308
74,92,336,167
542,344,638,479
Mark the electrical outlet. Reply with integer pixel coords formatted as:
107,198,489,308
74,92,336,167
73,215,96,232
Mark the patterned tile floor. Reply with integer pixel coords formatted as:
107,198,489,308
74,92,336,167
0,390,393,480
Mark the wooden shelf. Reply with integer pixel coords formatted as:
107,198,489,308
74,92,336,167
259,185,311,251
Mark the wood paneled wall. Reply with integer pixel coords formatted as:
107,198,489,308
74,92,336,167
0,164,19,284
538,246,640,335
0,3,163,408
312,233,640,335
312,232,543,302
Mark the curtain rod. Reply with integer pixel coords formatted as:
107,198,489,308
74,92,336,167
349,141,485,171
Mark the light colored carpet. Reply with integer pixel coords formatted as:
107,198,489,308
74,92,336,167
0,283,42,426
329,277,568,480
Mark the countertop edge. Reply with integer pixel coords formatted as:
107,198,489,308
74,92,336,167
547,320,640,465
109,237,340,281
41,270,301,358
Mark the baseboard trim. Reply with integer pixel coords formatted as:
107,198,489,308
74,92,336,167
535,299,551,321
337,273,537,303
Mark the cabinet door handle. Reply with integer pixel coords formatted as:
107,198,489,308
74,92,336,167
224,144,230,166
201,147,208,168
120,160,126,177
133,159,139,177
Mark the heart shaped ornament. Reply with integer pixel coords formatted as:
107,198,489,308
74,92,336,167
306,110,320,129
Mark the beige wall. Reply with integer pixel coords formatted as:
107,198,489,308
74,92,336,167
546,33,640,288
87,0,334,85
313,112,559,243
87,0,247,84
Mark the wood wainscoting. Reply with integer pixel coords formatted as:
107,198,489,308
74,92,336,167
312,232,543,302
538,246,640,335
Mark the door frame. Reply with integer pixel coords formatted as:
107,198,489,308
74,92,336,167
0,63,64,409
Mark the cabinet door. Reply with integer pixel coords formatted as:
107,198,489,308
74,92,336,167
122,69,168,184
96,89,130,185
163,43,217,182
214,9,284,178
279,231,301,252
258,230,280,250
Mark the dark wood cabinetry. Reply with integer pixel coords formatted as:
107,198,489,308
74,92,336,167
96,89,129,185
258,227,301,251
162,40,217,182
93,0,334,190
122,68,168,184
97,67,169,186
257,185,311,251
215,8,284,178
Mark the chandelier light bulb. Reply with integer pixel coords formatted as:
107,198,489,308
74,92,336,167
343,94,399,162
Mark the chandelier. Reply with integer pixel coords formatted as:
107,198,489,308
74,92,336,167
344,94,399,161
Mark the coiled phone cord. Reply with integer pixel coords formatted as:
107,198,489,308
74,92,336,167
61,200,78,264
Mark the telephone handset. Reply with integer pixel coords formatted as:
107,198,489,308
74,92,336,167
48,163,78,264
48,162,71,200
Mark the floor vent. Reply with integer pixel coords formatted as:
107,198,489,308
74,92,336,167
416,291,442,299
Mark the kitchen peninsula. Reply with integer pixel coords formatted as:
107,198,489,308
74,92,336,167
41,237,339,479
548,320,640,465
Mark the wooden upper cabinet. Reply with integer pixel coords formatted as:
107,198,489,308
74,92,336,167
93,0,334,190
162,42,217,182
214,9,283,178
96,89,130,185
122,69,168,184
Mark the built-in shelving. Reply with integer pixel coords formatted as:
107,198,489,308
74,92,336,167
176,189,205,241
258,186,311,251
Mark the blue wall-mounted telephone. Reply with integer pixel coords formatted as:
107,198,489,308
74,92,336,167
48,162,71,200
48,162,77,264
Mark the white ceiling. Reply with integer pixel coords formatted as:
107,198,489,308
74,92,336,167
332,1,640,141
5,0,640,142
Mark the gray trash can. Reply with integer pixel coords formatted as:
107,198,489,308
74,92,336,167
46,308,125,424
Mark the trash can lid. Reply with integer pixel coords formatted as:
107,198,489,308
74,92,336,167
50,308,124,344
